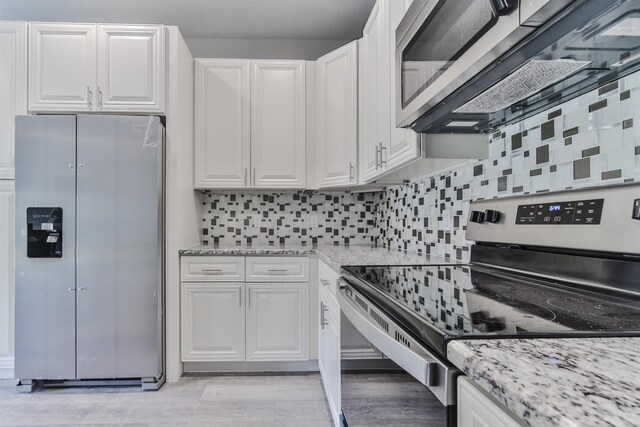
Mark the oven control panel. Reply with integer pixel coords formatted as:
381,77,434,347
515,198,604,225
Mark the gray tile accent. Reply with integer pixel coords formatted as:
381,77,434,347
602,170,622,180
541,120,554,140
582,147,600,157
563,127,579,138
511,133,523,150
621,89,631,101
589,99,607,112
498,176,508,192
536,144,549,164
530,168,542,176
548,109,562,120
473,164,483,176
574,158,591,180
598,81,618,95
623,118,633,129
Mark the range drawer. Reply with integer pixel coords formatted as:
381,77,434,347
180,256,245,282
246,256,309,282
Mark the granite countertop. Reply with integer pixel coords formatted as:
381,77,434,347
179,243,457,271
448,338,640,427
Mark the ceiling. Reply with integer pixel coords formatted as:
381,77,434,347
0,0,376,40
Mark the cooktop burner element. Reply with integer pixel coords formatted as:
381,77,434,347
340,264,640,357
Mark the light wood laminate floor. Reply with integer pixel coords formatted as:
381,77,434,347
0,372,441,426
0,374,332,426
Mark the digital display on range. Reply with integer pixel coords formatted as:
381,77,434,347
516,199,604,225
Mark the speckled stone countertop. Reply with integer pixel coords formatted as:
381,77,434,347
179,243,457,271
448,338,640,427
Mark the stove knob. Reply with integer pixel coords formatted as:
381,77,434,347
485,209,501,223
470,210,485,223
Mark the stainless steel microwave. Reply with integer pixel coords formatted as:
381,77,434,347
395,0,640,133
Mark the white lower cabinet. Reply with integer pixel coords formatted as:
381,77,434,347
318,286,341,426
0,181,15,376
181,283,245,361
246,283,309,361
458,377,523,427
180,256,310,364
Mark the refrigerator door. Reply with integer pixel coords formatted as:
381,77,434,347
15,115,77,380
76,115,163,379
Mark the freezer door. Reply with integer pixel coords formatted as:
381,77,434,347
14,115,77,380
76,115,163,379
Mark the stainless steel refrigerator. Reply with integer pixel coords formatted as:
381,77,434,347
14,115,164,391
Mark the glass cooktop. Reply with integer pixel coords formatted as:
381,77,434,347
340,265,640,356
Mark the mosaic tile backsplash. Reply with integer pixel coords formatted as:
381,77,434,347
201,72,640,255
201,192,377,246
374,72,640,261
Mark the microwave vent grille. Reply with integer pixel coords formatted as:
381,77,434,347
453,59,592,114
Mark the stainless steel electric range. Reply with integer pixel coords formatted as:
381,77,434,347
337,183,640,427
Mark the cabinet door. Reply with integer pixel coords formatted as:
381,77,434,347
251,61,306,189
195,59,251,188
360,2,385,182
29,23,96,112
386,0,420,171
246,283,308,361
0,181,15,377
458,377,522,427
319,289,342,426
317,41,358,188
96,25,164,112
0,22,26,180
181,283,245,361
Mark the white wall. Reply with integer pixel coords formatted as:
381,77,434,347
185,37,353,60
164,26,201,383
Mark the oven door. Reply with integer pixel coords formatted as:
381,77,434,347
395,0,537,129
338,278,458,427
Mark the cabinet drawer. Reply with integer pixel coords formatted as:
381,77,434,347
246,256,309,282
180,256,245,282
319,260,340,297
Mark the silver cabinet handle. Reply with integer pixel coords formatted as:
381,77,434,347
244,168,248,186
202,268,223,272
68,288,76,292
320,278,330,287
248,290,251,307
78,287,87,291
87,86,93,107
268,269,287,272
320,302,329,329
98,86,103,109
239,287,242,307
379,143,387,166
349,162,354,181
252,167,256,186
375,145,380,170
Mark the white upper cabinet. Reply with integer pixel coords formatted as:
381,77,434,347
194,59,306,189
28,22,164,113
97,25,165,112
316,41,358,188
360,2,384,183
0,22,27,180
359,0,420,183
29,23,97,112
251,60,306,189
386,0,419,171
194,59,251,188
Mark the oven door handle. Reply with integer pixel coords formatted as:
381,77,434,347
337,281,440,390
